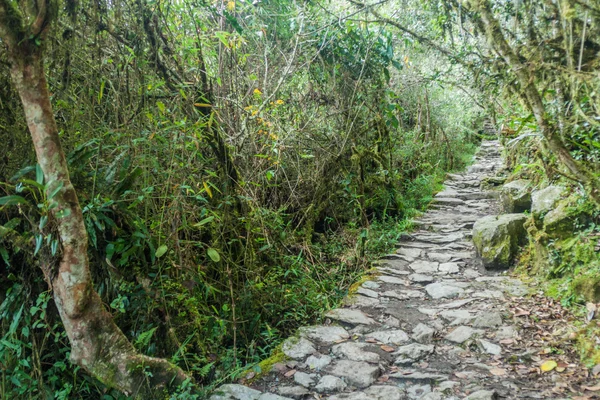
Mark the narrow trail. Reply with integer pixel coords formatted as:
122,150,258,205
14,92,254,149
210,141,593,400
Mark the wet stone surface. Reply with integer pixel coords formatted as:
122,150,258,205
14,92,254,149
210,141,596,399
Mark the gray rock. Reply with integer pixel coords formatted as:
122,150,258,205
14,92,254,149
531,186,564,215
409,273,435,284
362,281,381,290
327,385,405,400
258,394,293,400
345,295,380,307
377,275,406,284
394,343,435,364
501,179,532,213
367,329,410,345
356,287,379,298
472,214,528,270
445,326,483,344
210,384,261,400
388,370,448,383
425,283,464,299
331,342,380,363
314,375,347,393
305,354,332,370
299,325,350,343
428,253,453,262
438,380,459,391
412,323,435,343
464,390,497,400
293,371,316,387
473,290,504,300
544,199,578,238
477,339,502,355
420,393,443,400
440,310,474,325
407,384,431,399
397,247,423,259
326,360,380,388
439,262,460,274
282,337,316,359
439,299,475,309
472,312,502,328
326,309,377,325
433,197,465,206
411,260,439,274
364,385,406,400
277,386,309,399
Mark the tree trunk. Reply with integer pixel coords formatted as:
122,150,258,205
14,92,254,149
0,2,191,397
470,0,600,203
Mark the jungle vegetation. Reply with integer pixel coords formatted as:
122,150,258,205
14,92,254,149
0,0,598,398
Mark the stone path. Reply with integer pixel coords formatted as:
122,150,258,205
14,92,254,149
209,141,588,400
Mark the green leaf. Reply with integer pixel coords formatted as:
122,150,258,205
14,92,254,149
193,216,214,228
0,195,29,206
207,247,221,262
36,164,44,185
34,234,43,256
155,245,168,258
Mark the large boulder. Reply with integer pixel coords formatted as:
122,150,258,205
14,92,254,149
500,179,531,213
531,186,564,216
473,214,528,270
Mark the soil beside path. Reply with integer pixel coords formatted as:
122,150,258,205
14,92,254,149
210,141,598,400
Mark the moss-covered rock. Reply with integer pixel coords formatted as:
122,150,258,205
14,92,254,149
473,214,528,270
500,179,532,213
531,186,564,216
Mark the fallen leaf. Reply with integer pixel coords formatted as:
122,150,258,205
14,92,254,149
584,385,600,392
489,368,506,376
377,375,389,383
365,338,378,343
541,360,558,372
284,369,297,378
381,345,395,352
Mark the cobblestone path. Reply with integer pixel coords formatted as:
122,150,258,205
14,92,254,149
210,141,594,400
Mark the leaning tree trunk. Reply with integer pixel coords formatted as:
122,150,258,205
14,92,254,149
0,1,191,396
469,0,600,204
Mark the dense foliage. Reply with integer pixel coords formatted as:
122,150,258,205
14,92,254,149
0,0,483,397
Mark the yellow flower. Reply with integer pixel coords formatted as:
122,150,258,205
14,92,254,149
253,88,262,96
227,1,235,11
275,99,284,105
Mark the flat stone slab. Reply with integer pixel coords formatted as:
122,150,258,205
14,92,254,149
412,323,435,343
326,309,377,325
305,354,332,370
366,329,410,345
425,282,464,299
282,337,316,359
328,385,405,400
472,311,503,328
356,287,378,298
331,342,380,363
394,343,435,365
409,273,435,283
389,370,448,383
326,360,380,388
299,325,350,343
411,260,439,274
478,339,502,355
314,375,347,393
445,326,484,344
210,384,261,400
439,262,460,274
377,275,406,284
